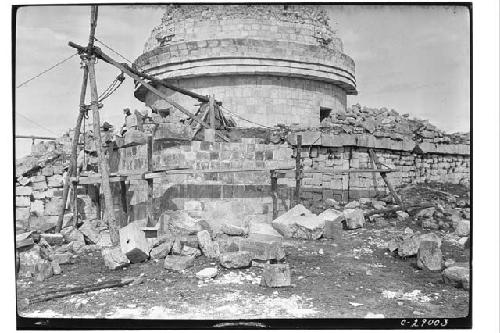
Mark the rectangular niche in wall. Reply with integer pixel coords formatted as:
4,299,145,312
320,107,332,123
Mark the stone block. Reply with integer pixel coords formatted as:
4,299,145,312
51,261,62,275
181,245,202,257
16,186,33,196
32,180,48,191
42,166,54,177
30,200,45,216
35,260,54,281
120,222,150,263
158,210,202,236
260,263,291,287
52,253,74,265
16,196,30,207
149,237,174,259
79,220,102,244
197,230,220,259
247,221,282,242
417,240,442,271
16,207,30,221
28,215,57,232
61,227,85,244
44,198,63,216
237,238,285,261
102,246,130,270
442,264,470,290
163,255,195,272
219,251,253,269
455,220,470,237
343,209,365,230
40,233,64,246
271,204,324,239
47,174,64,188
196,267,218,279
221,223,246,236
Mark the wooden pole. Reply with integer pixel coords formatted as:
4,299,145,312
294,135,302,206
368,149,404,207
271,170,278,220
55,6,99,232
85,6,119,245
146,135,154,226
68,41,229,142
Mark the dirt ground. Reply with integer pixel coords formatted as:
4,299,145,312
17,224,470,321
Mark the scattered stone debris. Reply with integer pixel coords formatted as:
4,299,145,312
196,267,218,280
442,264,470,290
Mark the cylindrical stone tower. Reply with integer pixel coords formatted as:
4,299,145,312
134,4,356,128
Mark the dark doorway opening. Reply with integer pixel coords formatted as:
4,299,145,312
320,107,332,123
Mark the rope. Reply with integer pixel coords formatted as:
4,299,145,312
219,105,274,129
16,112,58,135
94,37,141,70
98,73,125,103
16,53,78,88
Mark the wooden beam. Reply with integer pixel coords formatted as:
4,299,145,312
295,134,302,205
16,135,57,140
270,171,278,220
368,149,404,207
146,135,154,226
68,42,229,142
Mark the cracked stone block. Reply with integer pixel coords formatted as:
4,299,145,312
260,263,291,287
119,223,150,263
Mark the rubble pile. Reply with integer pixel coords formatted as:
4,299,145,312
320,104,470,145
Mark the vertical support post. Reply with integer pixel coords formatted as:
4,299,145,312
146,134,154,226
88,65,118,245
270,170,278,220
120,180,128,227
294,134,302,206
94,184,102,220
369,149,404,207
204,95,216,142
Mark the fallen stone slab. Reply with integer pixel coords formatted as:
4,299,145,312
442,265,470,290
344,201,360,209
271,204,316,238
119,223,150,263
343,209,365,230
455,220,470,237
102,246,130,270
260,264,291,288
16,232,34,249
52,253,74,265
79,220,102,245
247,222,282,242
221,223,246,236
237,238,285,261
417,240,442,271
181,245,201,257
197,230,220,259
196,267,218,279
149,237,174,260
158,210,202,236
163,255,195,272
40,233,64,246
219,251,253,269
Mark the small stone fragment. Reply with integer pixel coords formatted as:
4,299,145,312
260,264,291,288
219,251,253,269
163,255,195,272
196,267,218,279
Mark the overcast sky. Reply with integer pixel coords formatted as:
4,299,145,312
14,4,470,158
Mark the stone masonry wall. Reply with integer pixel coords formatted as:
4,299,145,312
143,75,347,128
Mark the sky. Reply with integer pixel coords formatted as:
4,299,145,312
14,4,470,158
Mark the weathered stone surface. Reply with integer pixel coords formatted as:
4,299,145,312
119,223,150,263
215,235,242,253
158,210,202,236
61,227,85,244
219,251,253,269
343,209,365,230
51,261,62,275
97,230,112,248
221,223,246,236
318,209,344,223
372,201,386,210
44,198,64,215
149,237,174,259
261,264,291,287
30,200,45,216
455,220,470,237
197,230,220,259
419,233,442,248
196,267,218,279
163,255,195,271
52,252,74,265
35,260,54,281
272,205,324,239
18,245,42,277
16,196,31,207
417,240,442,271
16,186,32,196
442,264,470,290
344,201,360,209
396,232,441,257
102,246,130,270
247,222,282,242
16,207,30,221
16,232,34,249
47,174,64,188
79,220,101,244
181,245,201,257
40,233,64,246
323,219,343,240
237,238,285,261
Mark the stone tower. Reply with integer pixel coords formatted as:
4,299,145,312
134,4,356,128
